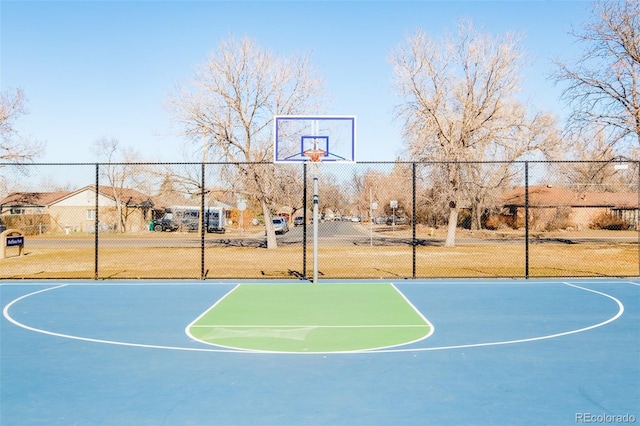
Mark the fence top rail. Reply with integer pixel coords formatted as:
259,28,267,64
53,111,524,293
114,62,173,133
1,160,637,166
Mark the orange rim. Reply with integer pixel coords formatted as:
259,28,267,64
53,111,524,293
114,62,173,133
303,149,326,162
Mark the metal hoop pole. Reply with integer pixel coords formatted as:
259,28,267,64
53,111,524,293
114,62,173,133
525,161,530,279
312,162,319,284
302,163,308,278
94,163,99,280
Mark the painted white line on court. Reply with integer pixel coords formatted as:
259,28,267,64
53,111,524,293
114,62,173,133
190,324,429,328
389,282,435,343
2,281,627,355
373,281,625,353
3,284,243,353
184,283,241,342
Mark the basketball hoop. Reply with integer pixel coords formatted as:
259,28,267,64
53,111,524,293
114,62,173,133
273,115,357,285
303,148,326,163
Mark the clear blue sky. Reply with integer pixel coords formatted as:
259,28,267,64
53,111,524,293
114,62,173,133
2,0,592,164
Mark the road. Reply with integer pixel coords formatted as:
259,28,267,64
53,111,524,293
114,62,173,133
282,221,369,242
22,221,637,249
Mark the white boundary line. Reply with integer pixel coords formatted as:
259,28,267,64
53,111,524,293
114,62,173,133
184,283,241,337
1,281,629,355
183,284,262,352
2,284,242,353
375,281,626,353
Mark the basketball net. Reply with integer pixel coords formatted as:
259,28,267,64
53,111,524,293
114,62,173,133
302,148,326,163
303,130,325,163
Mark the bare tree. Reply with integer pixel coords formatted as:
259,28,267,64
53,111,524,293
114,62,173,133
391,22,558,245
553,0,640,158
94,137,150,232
351,164,412,222
277,164,305,220
152,143,223,217
317,170,350,218
552,125,637,192
168,36,324,248
0,88,44,162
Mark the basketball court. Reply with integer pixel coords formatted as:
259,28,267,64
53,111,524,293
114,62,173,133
2,117,638,424
1,278,638,425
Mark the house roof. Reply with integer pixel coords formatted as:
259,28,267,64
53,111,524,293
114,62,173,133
51,185,154,207
502,186,638,208
1,185,154,208
1,185,241,212
0,191,70,207
97,185,153,207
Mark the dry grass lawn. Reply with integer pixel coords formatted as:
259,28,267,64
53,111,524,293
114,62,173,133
1,241,636,279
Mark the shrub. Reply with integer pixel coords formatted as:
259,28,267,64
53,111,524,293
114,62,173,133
589,212,630,230
457,209,472,229
485,214,515,230
544,207,575,231
2,214,51,236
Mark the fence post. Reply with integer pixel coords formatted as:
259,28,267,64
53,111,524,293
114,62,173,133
201,162,206,280
302,163,307,279
94,163,99,280
525,161,529,279
412,162,417,279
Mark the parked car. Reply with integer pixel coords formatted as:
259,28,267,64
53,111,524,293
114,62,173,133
153,206,226,233
272,217,289,234
0,220,6,233
386,215,407,225
293,216,305,227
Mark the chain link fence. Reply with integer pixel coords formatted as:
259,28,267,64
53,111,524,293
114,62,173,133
0,160,637,280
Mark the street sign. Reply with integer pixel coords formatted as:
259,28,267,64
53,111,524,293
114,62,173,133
390,200,398,208
2,229,24,259
6,236,24,247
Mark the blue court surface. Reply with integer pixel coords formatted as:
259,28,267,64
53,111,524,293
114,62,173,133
1,279,638,425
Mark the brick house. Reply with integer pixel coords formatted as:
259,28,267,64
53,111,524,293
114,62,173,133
500,185,639,230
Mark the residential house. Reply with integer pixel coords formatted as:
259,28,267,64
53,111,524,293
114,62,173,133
0,185,154,233
500,185,639,230
50,185,154,233
0,191,70,215
0,191,68,235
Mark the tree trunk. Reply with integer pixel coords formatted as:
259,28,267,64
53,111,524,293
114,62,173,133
471,199,483,231
445,164,460,247
445,202,458,247
261,199,277,249
115,200,124,233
